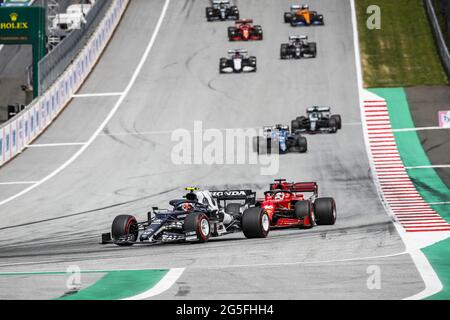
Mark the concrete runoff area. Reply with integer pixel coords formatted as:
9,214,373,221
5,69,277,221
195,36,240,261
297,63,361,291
404,86,450,188
0,0,425,299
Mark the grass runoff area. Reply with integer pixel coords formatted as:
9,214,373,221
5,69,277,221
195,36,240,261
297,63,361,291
356,0,448,87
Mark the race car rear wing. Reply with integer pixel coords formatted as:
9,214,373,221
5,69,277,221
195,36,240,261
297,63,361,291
270,181,318,197
228,49,248,55
236,19,253,24
291,5,302,10
211,190,256,205
289,35,308,41
307,106,331,113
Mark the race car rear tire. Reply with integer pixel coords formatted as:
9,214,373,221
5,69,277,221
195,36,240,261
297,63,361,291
249,56,257,71
219,58,228,74
111,215,139,246
226,203,242,217
284,12,292,23
281,44,289,59
184,212,211,243
296,136,307,153
254,26,263,40
314,198,337,225
291,120,301,133
228,27,237,41
242,208,270,238
309,43,317,58
329,117,338,133
205,8,213,21
331,114,342,130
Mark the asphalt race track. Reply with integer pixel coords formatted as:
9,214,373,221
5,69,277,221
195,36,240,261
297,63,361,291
0,0,425,299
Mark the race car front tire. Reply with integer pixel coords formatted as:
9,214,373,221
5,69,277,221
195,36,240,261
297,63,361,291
296,135,307,153
242,208,270,238
111,215,139,246
314,198,337,225
184,212,211,243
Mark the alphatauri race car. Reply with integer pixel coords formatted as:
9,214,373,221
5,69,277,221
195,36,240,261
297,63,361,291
291,107,342,134
280,35,317,59
254,125,307,154
228,19,263,41
284,4,324,26
101,188,269,246
206,0,239,22
257,179,337,229
220,49,257,73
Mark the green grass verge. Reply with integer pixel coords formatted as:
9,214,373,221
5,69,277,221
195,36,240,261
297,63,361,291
423,237,450,300
356,0,448,87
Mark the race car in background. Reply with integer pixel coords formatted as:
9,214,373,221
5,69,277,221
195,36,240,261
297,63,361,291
206,0,239,22
101,188,269,246
280,35,317,59
228,19,263,41
284,4,325,26
291,107,342,134
220,49,257,73
256,179,337,229
254,124,307,154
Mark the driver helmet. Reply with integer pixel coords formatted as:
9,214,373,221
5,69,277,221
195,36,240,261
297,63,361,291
274,192,285,201
182,203,194,212
195,191,219,211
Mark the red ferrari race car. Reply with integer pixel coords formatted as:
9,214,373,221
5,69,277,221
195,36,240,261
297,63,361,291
256,179,337,229
228,19,263,41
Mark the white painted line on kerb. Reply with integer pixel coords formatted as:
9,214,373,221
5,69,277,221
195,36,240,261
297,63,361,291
0,181,38,186
393,126,450,132
72,92,124,98
0,0,172,207
406,165,450,170
123,268,185,300
427,202,450,206
349,0,443,301
27,142,87,148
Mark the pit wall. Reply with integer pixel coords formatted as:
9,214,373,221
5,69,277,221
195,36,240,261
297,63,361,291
0,0,129,167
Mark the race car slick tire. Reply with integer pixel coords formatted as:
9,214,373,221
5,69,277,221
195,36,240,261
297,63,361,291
226,203,242,217
331,114,342,130
295,200,310,219
291,120,300,133
111,215,139,246
309,43,317,58
329,117,338,133
242,208,270,238
296,136,307,153
228,27,237,41
314,198,337,225
281,44,289,59
284,12,292,23
184,212,211,243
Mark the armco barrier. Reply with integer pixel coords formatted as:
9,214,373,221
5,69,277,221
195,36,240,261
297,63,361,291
424,0,450,78
0,0,129,168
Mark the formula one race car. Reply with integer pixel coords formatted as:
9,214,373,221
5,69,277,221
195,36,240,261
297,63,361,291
228,19,263,41
284,4,324,26
254,124,307,154
280,35,316,59
219,49,257,73
101,188,269,246
206,0,239,22
256,179,337,229
291,107,342,134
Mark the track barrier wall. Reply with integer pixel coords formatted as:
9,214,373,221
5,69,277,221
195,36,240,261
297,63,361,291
0,0,129,167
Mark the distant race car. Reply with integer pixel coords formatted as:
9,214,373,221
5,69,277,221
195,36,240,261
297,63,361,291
219,49,257,73
291,106,342,134
228,19,263,41
280,35,317,59
256,179,337,229
206,0,239,22
254,124,307,154
284,4,324,26
101,188,269,246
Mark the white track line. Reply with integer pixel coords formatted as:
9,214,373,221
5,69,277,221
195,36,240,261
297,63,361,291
122,268,185,300
27,143,87,148
0,181,38,186
350,0,445,301
72,92,124,98
406,165,450,170
393,126,450,132
0,0,171,207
